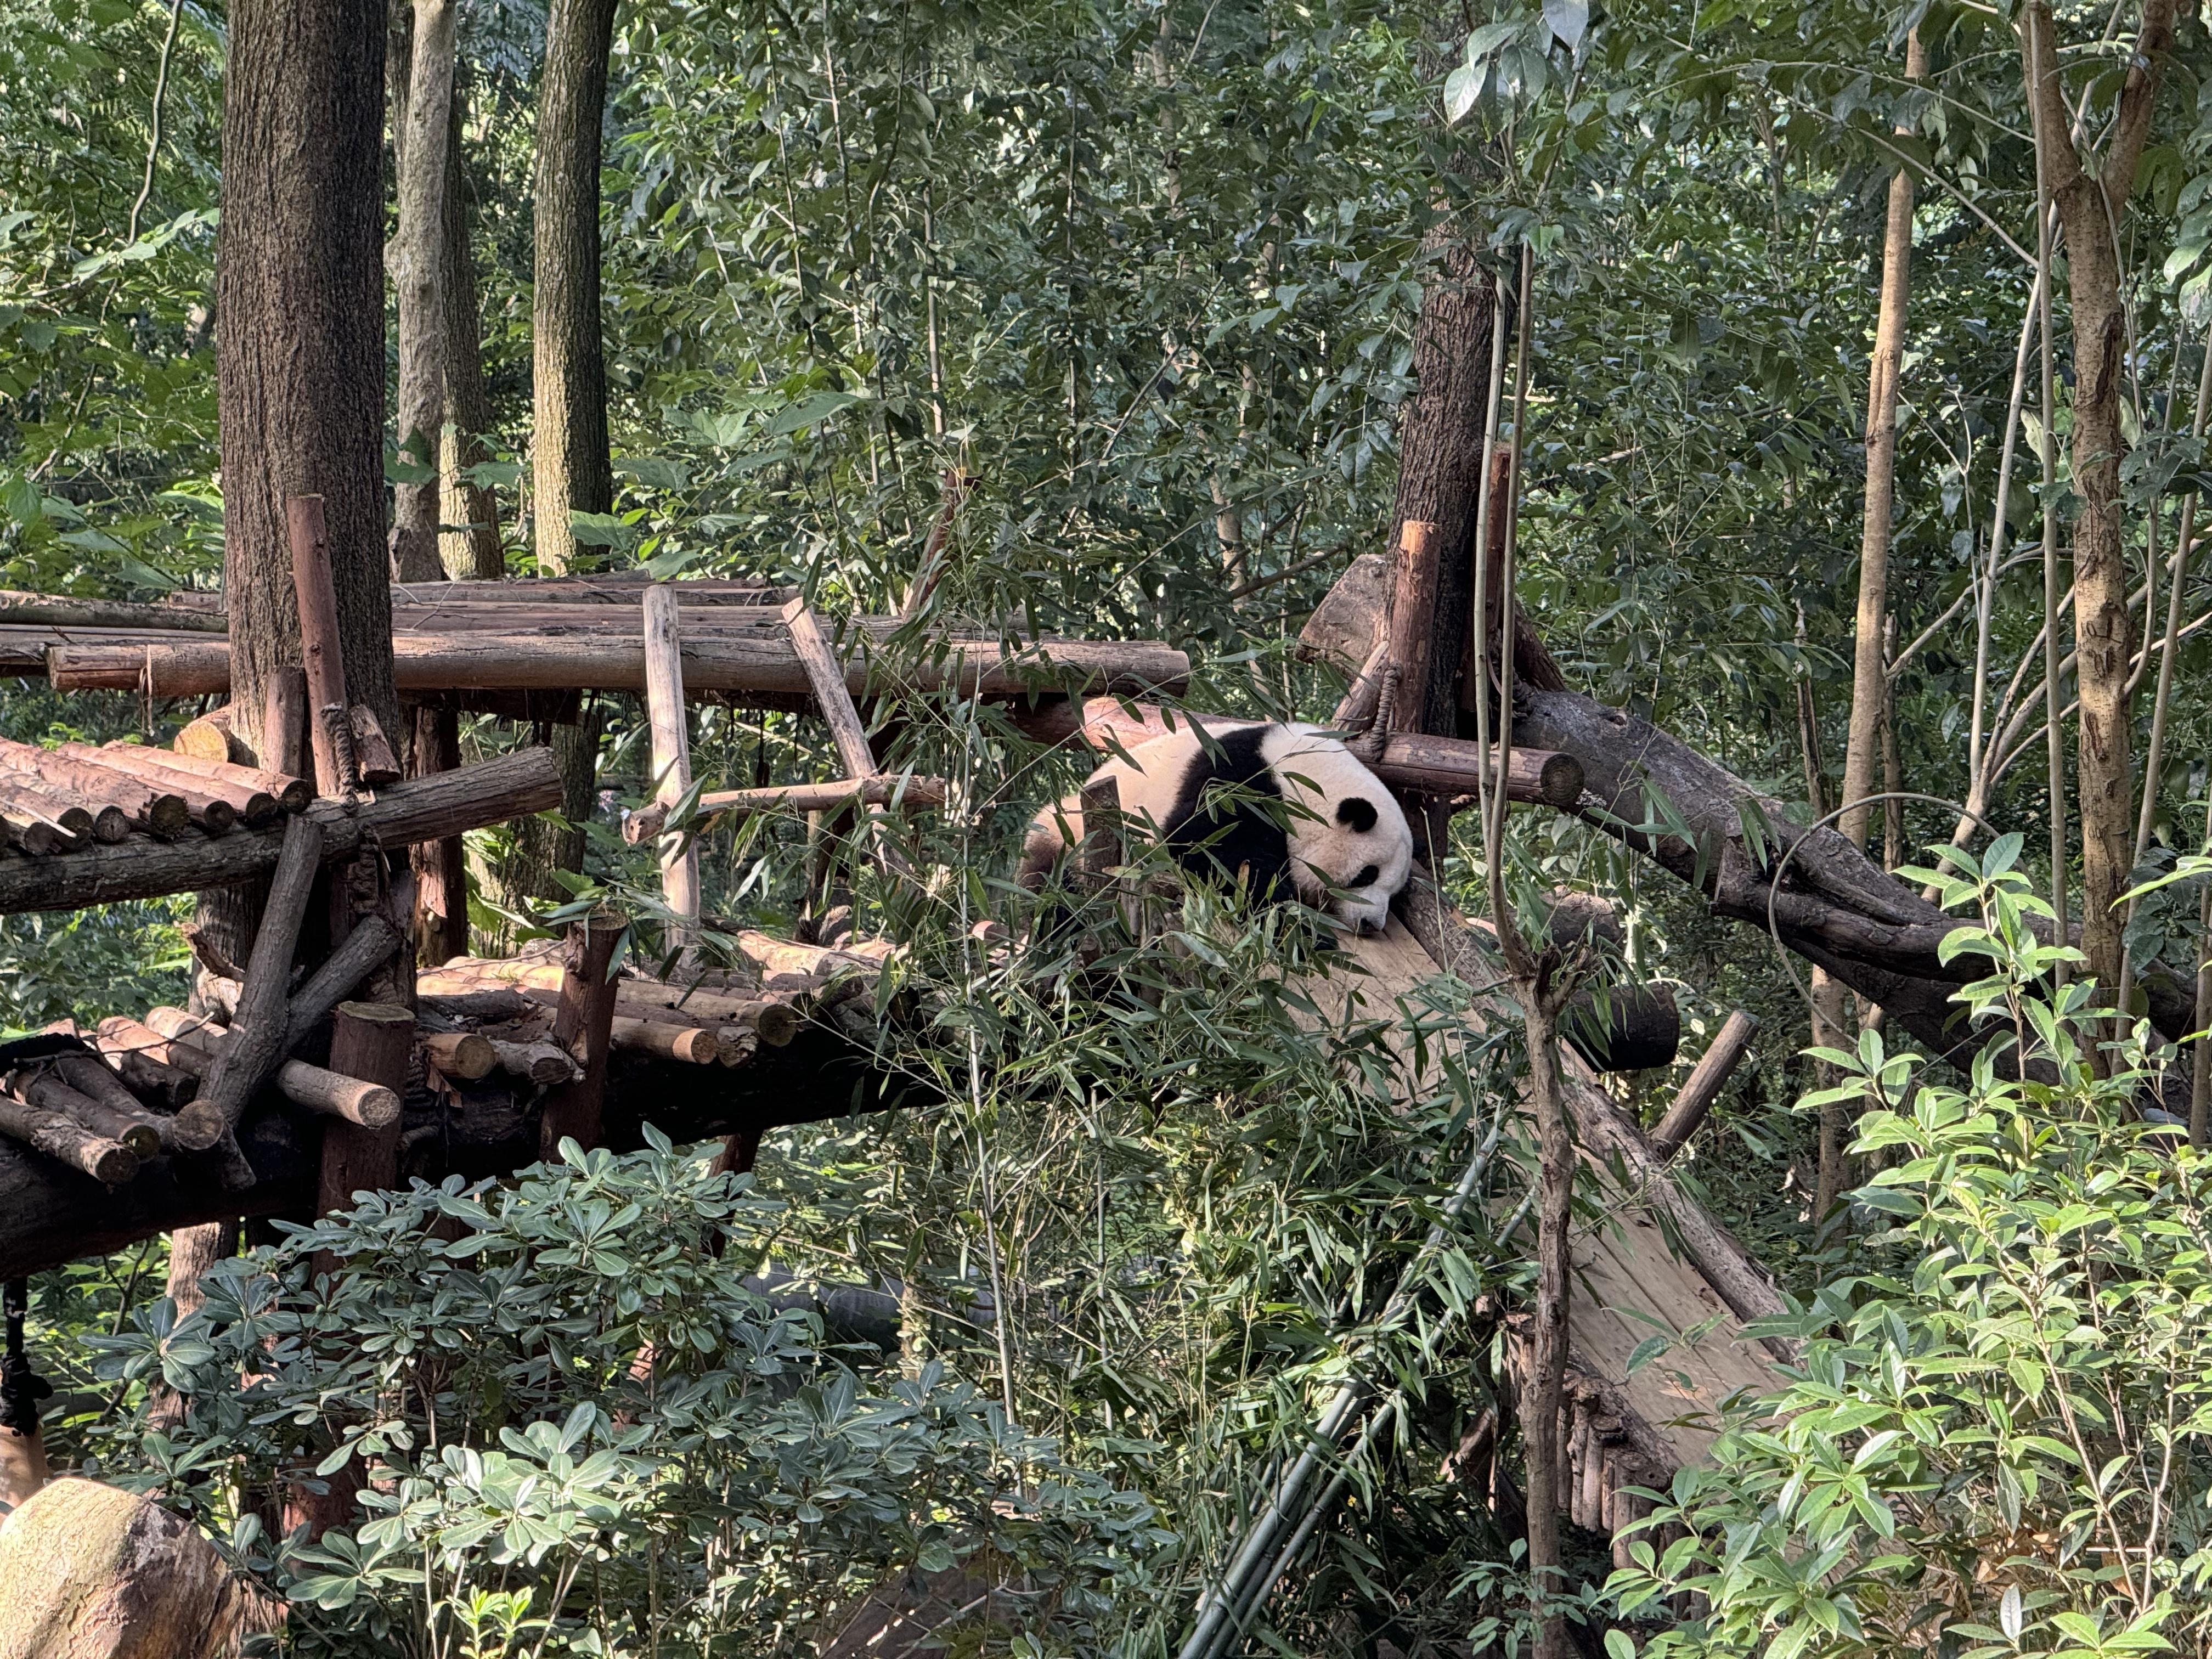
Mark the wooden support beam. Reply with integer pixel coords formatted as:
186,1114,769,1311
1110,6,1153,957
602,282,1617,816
0,588,228,633
287,494,352,799
0,747,563,916
623,774,948,846
408,704,468,965
139,1011,399,1130
314,1002,414,1214
48,631,1193,702
643,584,699,952
780,597,915,882
1648,1010,1759,1163
173,816,324,1149
539,908,624,1158
1383,519,1441,735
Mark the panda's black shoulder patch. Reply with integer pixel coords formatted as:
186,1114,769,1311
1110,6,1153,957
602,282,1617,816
1161,724,1294,902
1336,795,1379,833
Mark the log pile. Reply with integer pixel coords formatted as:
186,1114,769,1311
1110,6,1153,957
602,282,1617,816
0,932,907,1282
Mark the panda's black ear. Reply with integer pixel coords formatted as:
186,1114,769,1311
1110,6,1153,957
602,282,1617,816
1335,797,1379,833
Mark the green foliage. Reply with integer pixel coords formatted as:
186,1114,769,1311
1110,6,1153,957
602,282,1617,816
1609,845,2212,1657
88,1130,1168,1656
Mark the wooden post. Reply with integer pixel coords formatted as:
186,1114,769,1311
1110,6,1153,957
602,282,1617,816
779,597,915,882
539,906,623,1159
1648,1010,1759,1163
286,496,352,799
642,584,699,952
262,665,309,781
174,815,325,1150
409,702,469,965
1385,520,1441,736
313,1002,414,1219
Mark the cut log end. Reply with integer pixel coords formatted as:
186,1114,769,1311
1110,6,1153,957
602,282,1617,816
421,1030,496,1081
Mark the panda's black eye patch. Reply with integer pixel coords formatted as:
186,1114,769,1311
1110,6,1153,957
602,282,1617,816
1349,864,1380,889
1336,797,1379,833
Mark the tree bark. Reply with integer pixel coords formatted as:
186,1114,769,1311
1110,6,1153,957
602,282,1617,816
440,70,504,580
1386,232,1499,736
1837,29,1923,852
2021,0,2177,997
218,0,397,759
531,0,618,576
390,0,458,584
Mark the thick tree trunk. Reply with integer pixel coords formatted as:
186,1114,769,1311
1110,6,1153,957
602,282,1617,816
1837,30,1922,851
1386,232,1499,736
2021,0,2176,998
440,72,504,581
504,706,603,908
390,0,458,584
531,0,617,577
219,0,397,756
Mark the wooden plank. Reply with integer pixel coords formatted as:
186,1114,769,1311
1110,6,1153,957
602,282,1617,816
643,585,699,951
0,747,563,916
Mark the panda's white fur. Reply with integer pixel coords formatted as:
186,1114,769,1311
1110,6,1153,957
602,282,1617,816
1020,720,1413,933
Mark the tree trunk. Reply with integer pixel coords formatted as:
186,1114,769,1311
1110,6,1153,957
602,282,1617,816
504,705,603,908
390,0,458,584
219,0,397,757
1386,232,1499,736
2021,0,2176,998
440,70,504,581
1837,29,1923,852
531,0,618,577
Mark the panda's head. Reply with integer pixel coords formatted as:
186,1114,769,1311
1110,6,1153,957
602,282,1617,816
1256,724,1413,934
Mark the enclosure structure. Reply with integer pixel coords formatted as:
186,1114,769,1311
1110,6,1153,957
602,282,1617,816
0,511,1808,1626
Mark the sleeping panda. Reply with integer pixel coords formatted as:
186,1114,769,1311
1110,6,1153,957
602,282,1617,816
1019,720,1414,933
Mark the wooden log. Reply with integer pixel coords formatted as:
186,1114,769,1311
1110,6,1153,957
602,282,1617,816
45,1051,182,1148
88,1029,197,1111
623,774,949,845
1384,520,1441,733
347,705,402,786
1299,551,1392,672
540,909,624,1157
93,743,279,823
1649,1009,1759,1163
283,914,402,1052
610,1016,720,1065
149,736,312,812
0,788,80,856
603,984,801,1046
490,1040,577,1086
0,1093,136,1184
44,744,235,832
7,1069,160,1161
173,707,245,764
0,741,190,838
1561,982,1680,1074
718,1030,760,1068
262,665,309,782
781,597,916,883
409,704,467,966
644,584,700,950
0,1477,246,1657
420,1031,495,1080
0,775,111,846
0,588,228,633
142,1010,399,1129
172,816,324,1149
288,495,352,799
48,630,1194,702
0,747,563,917
391,574,787,605
1371,732,1584,808
314,1004,414,1216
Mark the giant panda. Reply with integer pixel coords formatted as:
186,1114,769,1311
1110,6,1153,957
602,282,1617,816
1019,720,1414,933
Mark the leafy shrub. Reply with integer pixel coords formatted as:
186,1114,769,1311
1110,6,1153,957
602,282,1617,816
1611,839,2212,1658
89,1130,1168,1657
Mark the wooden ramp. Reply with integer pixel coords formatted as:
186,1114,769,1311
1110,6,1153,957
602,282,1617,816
1307,914,1785,1524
